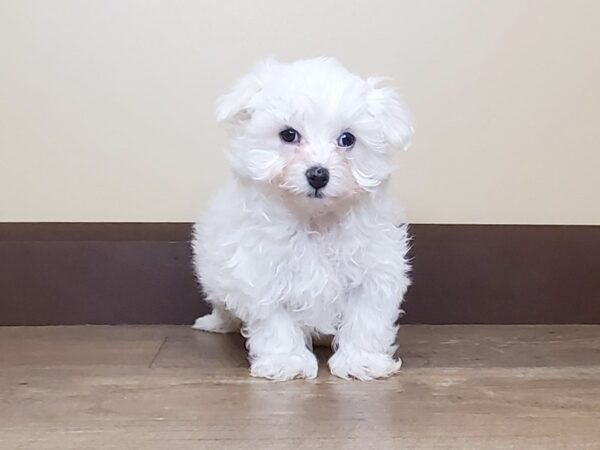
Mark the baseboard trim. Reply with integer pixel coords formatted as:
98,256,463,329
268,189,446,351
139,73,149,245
1,223,599,325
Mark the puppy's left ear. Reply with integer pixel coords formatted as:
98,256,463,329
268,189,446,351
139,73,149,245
367,77,414,151
216,58,278,126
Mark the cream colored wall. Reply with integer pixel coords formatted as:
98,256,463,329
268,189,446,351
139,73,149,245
1,0,599,224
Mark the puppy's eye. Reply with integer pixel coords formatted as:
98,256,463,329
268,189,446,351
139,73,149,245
336,132,356,148
279,128,301,144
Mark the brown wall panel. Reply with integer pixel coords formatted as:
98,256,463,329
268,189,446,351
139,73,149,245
1,224,599,325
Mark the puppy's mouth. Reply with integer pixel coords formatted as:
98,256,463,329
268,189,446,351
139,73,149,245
307,189,324,199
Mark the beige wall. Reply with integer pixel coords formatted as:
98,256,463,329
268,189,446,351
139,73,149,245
1,0,599,224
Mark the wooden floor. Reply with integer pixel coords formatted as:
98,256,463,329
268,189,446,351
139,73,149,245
1,326,600,449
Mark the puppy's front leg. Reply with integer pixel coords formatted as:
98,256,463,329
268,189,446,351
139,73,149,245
245,309,318,381
329,285,404,380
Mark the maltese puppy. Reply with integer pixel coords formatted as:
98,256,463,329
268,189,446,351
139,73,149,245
192,57,413,381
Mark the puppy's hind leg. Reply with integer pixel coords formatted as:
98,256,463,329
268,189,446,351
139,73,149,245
192,302,241,334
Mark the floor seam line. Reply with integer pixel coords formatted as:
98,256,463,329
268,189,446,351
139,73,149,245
148,336,168,368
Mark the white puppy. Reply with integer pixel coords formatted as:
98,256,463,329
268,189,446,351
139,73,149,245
192,57,413,381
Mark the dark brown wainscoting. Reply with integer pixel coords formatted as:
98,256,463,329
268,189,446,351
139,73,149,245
1,223,599,325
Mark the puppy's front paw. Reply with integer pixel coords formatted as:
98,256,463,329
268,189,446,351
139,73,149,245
250,351,318,381
328,350,401,381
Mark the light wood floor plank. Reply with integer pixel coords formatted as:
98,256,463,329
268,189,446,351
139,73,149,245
1,325,599,449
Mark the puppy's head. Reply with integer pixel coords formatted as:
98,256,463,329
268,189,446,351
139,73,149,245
217,58,413,214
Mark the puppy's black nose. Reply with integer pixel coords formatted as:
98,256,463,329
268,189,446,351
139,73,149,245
305,166,329,190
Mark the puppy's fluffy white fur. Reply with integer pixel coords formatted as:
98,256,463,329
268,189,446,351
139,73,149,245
192,58,413,381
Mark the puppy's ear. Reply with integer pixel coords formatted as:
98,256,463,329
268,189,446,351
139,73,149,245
216,58,278,126
367,77,414,151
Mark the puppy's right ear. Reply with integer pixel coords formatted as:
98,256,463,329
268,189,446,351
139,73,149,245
366,77,414,152
215,59,278,126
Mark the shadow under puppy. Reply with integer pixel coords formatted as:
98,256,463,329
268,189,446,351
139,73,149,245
192,57,413,381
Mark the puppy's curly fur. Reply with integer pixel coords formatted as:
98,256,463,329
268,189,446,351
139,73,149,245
192,58,413,381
